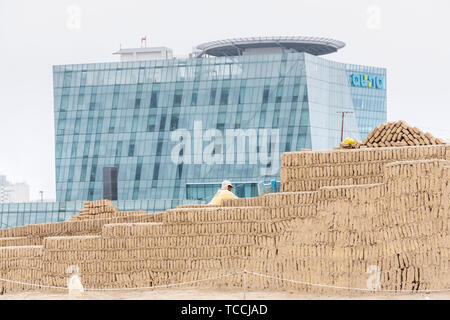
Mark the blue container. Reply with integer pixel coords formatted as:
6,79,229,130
258,180,281,196
270,180,281,193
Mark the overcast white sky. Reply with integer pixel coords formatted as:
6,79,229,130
0,0,449,200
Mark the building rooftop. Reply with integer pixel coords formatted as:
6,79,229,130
195,36,345,57
113,47,173,61
112,47,173,55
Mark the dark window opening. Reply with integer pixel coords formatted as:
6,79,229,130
159,115,166,130
220,88,229,105
128,144,135,157
176,164,183,179
90,164,97,182
262,86,270,103
156,142,163,156
135,163,142,181
150,92,159,108
152,163,160,187
173,93,182,107
191,92,198,106
210,89,217,105
170,115,179,131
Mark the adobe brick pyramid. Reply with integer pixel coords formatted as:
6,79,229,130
0,123,449,295
359,120,446,148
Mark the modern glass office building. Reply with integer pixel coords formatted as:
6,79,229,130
53,36,387,205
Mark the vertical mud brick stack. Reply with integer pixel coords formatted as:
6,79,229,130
379,160,450,291
0,246,44,294
271,183,386,294
148,206,282,289
41,235,103,291
242,190,320,291
272,145,450,294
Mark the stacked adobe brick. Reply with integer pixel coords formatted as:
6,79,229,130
379,160,450,290
270,147,450,294
70,200,147,221
0,203,162,294
0,129,448,295
360,120,446,148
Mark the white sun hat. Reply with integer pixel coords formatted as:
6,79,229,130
221,180,235,190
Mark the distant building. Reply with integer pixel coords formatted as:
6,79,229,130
0,175,7,187
53,36,387,206
0,35,388,229
0,175,30,203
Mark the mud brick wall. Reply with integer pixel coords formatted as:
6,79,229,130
70,199,148,221
0,246,44,294
378,160,450,291
41,236,104,290
269,183,385,293
222,197,266,207
176,204,219,209
0,237,42,248
40,207,287,290
281,145,450,192
0,213,163,247
0,146,448,295
71,210,148,221
128,207,284,289
272,160,449,293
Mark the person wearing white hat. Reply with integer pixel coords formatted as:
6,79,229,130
208,180,238,205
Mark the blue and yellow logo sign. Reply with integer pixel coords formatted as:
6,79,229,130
351,74,385,89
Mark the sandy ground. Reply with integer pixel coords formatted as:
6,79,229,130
0,287,448,300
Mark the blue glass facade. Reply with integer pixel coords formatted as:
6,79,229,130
53,52,386,204
0,202,76,228
0,199,202,228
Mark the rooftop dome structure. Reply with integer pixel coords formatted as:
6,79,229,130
195,36,345,57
